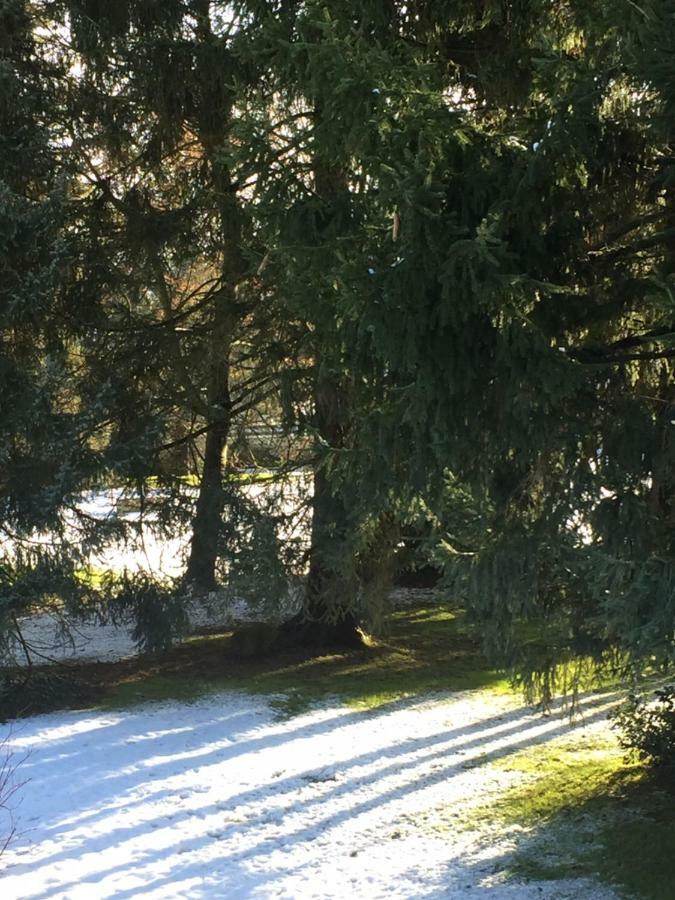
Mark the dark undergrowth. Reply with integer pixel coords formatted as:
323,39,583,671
1,604,510,721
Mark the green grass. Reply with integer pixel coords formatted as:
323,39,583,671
180,470,277,487
458,731,675,900
102,673,226,707
74,566,125,590
145,470,278,488
77,604,511,717
244,608,510,711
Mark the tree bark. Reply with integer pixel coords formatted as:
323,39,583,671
185,310,231,591
277,151,364,648
185,3,245,591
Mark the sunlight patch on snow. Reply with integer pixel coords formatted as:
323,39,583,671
1,690,619,899
8,714,124,749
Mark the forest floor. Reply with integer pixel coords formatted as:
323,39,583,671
2,604,674,899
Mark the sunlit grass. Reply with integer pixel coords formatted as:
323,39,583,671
74,566,123,590
457,730,675,900
98,605,512,716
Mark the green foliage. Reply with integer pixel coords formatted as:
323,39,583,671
0,0,88,531
614,686,675,770
0,550,90,666
216,482,301,615
108,575,188,656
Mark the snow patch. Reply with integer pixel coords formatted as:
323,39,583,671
2,689,618,899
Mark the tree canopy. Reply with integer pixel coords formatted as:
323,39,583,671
1,0,673,692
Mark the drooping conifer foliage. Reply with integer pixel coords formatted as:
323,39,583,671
412,1,675,693
0,0,99,653
1,1,673,689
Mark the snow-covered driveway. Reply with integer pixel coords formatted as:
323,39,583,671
2,690,618,899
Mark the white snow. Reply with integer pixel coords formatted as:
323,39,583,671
2,482,623,897
74,477,311,582
2,688,619,899
11,588,438,667
7,479,314,666
10,594,255,666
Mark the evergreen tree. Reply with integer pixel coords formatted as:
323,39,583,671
62,0,292,592
246,3,416,643
360,1,675,694
254,0,675,671
4,0,673,678
0,0,104,660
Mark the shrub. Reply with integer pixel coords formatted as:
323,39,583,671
613,686,675,770
0,728,26,857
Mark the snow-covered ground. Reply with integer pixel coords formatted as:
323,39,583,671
8,478,314,666
75,477,311,582
2,688,618,899
11,588,437,667
2,482,622,897
10,593,269,666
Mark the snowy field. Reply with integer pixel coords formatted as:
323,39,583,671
3,483,622,897
2,688,619,899
9,479,313,666
11,587,437,667
11,592,274,666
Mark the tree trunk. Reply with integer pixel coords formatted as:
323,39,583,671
274,127,365,647
185,348,231,591
184,283,239,592
275,373,365,650
184,4,244,592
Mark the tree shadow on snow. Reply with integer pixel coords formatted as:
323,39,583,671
2,688,620,899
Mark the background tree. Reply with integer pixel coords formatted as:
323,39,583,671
0,0,105,661
62,0,297,593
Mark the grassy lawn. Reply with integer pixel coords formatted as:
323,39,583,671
459,730,675,900
98,605,511,715
2,604,509,722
